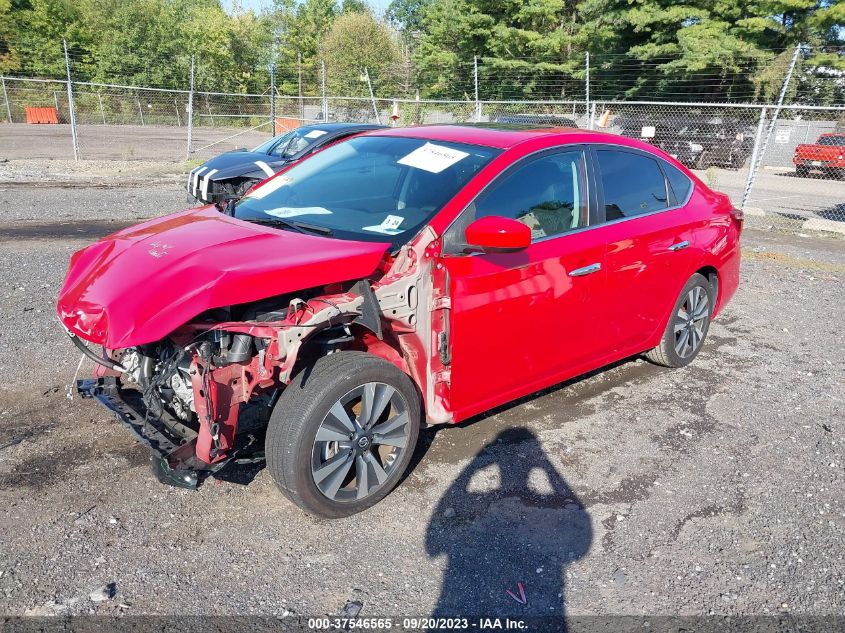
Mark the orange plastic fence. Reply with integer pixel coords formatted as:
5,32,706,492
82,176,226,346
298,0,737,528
274,117,301,132
25,107,60,124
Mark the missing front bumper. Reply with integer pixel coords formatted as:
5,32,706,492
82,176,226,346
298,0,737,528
77,377,223,489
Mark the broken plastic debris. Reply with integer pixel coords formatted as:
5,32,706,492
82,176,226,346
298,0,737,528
505,581,526,605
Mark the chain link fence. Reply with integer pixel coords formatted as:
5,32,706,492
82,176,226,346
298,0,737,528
1,67,843,235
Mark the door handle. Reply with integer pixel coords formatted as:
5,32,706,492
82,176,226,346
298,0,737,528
668,240,690,251
568,263,601,277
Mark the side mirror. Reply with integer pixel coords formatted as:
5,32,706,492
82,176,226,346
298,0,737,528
465,216,531,253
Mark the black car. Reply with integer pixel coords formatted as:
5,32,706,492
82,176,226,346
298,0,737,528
187,122,386,204
616,114,754,170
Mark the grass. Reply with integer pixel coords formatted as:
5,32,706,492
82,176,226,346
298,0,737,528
742,248,845,273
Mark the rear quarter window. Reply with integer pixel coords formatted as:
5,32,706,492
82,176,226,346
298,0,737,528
662,161,693,205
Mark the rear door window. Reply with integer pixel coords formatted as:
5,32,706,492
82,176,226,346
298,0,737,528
595,150,669,221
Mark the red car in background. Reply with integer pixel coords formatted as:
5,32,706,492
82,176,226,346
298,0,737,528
793,133,845,178
57,125,742,518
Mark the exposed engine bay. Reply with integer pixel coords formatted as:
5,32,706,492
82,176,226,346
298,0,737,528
74,226,452,488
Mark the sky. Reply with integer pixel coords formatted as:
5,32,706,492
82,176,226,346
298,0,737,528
222,0,390,17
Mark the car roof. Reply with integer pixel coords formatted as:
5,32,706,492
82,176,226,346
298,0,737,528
366,123,658,152
298,122,386,133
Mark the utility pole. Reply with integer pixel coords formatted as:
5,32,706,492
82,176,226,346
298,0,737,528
186,55,195,160
269,62,277,136
364,67,380,125
63,39,79,160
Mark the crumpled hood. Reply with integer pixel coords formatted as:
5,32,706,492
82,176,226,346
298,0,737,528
199,150,290,180
57,207,390,348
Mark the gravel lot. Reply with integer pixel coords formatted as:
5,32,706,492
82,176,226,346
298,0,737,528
0,160,843,622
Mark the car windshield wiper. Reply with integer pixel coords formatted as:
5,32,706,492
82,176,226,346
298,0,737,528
246,217,333,237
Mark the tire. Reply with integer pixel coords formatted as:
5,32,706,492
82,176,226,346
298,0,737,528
795,165,811,178
266,351,421,518
730,151,748,170
644,273,713,368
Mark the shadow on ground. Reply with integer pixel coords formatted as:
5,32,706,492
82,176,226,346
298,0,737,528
425,428,592,627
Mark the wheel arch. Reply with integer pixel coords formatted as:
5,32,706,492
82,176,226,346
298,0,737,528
696,264,719,304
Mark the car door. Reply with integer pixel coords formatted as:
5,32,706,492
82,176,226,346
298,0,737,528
440,148,611,419
590,147,703,355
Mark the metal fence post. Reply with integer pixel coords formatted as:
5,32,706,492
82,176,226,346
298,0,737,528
269,62,276,136
321,61,328,123
186,55,194,160
297,53,303,122
97,93,106,125
741,106,767,210
585,52,590,117
742,44,801,211
364,67,380,125
473,55,481,122
1,77,11,123
588,102,596,130
63,39,79,160
136,90,145,126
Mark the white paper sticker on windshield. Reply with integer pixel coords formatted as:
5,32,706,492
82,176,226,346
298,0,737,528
245,176,292,200
398,142,469,174
304,129,328,139
265,206,332,218
363,214,404,235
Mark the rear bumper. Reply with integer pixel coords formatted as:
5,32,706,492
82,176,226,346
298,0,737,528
793,158,844,168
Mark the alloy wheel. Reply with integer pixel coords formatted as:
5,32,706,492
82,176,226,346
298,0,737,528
310,382,410,502
673,286,709,358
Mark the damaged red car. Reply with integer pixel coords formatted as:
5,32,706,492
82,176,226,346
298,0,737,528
57,125,741,517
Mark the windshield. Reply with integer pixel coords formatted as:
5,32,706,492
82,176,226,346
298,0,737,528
235,135,501,245
252,127,330,158
818,135,845,147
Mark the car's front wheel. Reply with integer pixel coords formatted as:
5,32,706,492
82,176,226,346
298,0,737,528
266,351,421,518
645,273,713,368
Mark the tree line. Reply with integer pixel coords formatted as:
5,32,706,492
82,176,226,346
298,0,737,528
1,0,842,103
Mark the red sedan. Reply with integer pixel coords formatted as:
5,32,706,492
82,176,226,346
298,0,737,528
57,125,742,517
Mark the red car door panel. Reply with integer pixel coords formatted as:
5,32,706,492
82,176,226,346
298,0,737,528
443,233,608,419
591,147,705,355
601,209,704,355
439,148,610,420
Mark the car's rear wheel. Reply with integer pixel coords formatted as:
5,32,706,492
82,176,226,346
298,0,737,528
644,273,713,368
265,351,420,518
795,165,811,178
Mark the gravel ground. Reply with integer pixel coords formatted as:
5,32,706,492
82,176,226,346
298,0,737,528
0,161,843,622
0,123,273,162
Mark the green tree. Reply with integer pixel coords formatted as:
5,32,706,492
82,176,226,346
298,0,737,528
319,10,404,97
